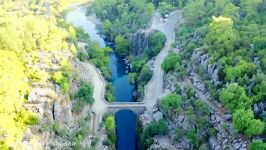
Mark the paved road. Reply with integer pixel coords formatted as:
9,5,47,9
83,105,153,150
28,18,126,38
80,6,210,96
78,10,182,148
144,10,182,111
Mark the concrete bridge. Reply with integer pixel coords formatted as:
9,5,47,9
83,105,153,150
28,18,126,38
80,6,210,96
106,102,147,115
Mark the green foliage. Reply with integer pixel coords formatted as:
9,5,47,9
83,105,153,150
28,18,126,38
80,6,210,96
104,115,116,147
158,2,175,16
115,35,129,56
139,119,168,149
52,60,71,93
178,0,266,143
233,109,264,137
187,129,199,148
75,81,94,105
205,16,237,60
72,117,91,150
52,123,68,137
162,52,181,72
148,31,166,57
105,83,115,102
77,50,88,62
86,42,111,79
136,65,152,99
0,51,37,148
224,59,256,82
75,27,90,42
91,0,154,39
249,140,266,150
0,0,84,148
160,93,182,113
219,83,252,112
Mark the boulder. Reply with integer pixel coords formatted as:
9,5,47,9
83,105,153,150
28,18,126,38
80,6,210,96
223,114,232,121
209,136,220,150
253,104,260,115
153,111,163,122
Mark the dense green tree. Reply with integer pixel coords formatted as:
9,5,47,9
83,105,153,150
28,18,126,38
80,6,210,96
233,109,264,137
104,115,116,145
162,52,181,72
224,59,257,82
0,51,38,148
148,31,166,57
158,2,175,16
75,81,94,105
160,93,182,113
91,0,154,38
205,16,237,59
140,119,168,149
250,140,266,150
219,83,252,112
114,35,129,56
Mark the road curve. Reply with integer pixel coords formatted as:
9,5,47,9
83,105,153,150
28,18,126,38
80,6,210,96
144,10,182,111
78,10,183,144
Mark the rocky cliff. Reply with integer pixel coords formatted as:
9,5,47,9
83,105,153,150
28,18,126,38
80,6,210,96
128,29,155,55
22,50,95,149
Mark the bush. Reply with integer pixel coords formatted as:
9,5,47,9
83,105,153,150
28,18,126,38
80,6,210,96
149,31,166,57
140,119,168,149
158,2,175,16
75,81,94,105
115,35,129,56
77,50,88,62
250,140,266,150
160,93,182,113
52,123,67,137
75,27,90,42
105,83,115,102
187,129,199,148
104,115,116,146
52,60,71,93
233,109,265,137
161,52,181,73
219,83,252,112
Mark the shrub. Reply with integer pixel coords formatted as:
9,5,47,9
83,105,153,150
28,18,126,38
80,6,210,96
52,60,71,93
104,116,116,145
149,31,166,57
77,50,88,62
250,140,266,150
161,52,181,73
52,123,67,137
115,35,129,56
140,119,168,149
160,93,182,113
233,109,264,137
75,81,94,105
105,83,115,102
158,2,175,16
219,83,252,112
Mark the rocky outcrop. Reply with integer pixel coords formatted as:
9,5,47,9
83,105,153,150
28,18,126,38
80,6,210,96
128,29,155,55
139,107,162,127
253,101,266,116
210,105,248,150
191,47,221,85
189,52,249,150
22,50,95,149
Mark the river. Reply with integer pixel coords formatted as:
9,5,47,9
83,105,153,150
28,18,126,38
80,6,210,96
65,6,137,150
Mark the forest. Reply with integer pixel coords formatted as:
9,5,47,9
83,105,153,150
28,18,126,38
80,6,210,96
1,0,266,149
0,0,88,149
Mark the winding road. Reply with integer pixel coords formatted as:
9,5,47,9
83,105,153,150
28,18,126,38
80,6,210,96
77,10,182,140
144,10,182,111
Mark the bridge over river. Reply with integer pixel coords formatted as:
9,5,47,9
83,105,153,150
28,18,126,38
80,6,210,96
106,101,152,115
